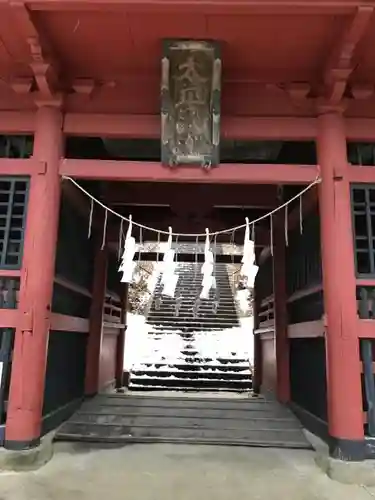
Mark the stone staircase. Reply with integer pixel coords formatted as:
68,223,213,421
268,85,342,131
129,262,253,392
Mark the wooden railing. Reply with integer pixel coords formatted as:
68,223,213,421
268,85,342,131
256,290,325,338
103,292,122,327
258,295,274,328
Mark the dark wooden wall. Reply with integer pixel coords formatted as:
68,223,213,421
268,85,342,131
43,194,95,433
99,252,122,391
286,211,327,423
255,256,277,392
286,212,323,322
289,338,327,421
255,256,273,305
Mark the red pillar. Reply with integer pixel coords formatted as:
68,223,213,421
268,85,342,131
5,107,63,449
272,213,290,403
85,243,107,396
115,283,128,389
317,109,365,460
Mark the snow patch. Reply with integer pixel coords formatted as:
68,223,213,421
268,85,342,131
123,313,254,371
236,288,251,314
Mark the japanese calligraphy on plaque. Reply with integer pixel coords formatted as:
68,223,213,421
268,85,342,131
161,40,221,169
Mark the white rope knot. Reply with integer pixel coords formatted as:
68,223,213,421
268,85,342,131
118,214,136,283
241,216,258,287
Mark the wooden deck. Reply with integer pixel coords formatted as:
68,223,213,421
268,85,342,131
55,393,311,449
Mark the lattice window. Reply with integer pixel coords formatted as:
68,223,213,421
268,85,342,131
0,136,33,158
351,186,375,276
0,178,29,269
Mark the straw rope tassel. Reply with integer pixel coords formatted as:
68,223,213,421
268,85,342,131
117,218,124,260
88,198,93,239
284,205,289,246
101,209,108,250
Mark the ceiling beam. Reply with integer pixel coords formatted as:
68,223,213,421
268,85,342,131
323,6,374,103
17,0,369,15
63,113,317,140
9,1,61,100
105,182,279,208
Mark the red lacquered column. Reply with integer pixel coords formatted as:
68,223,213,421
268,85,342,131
317,109,364,460
5,107,63,449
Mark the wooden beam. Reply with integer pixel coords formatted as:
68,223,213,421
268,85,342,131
0,270,21,278
105,182,279,208
0,112,35,134
257,328,275,341
348,165,375,183
358,319,375,338
21,0,367,15
351,83,374,100
10,1,61,99
254,326,274,335
0,112,371,141
287,283,323,304
60,160,318,184
323,6,374,103
0,310,18,328
357,278,375,287
0,159,45,175
63,114,318,140
54,274,92,298
288,320,325,338
50,313,89,333
346,118,375,140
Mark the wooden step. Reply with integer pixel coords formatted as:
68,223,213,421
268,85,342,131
54,394,311,450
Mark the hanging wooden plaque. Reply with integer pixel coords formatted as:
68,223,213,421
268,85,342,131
161,40,221,169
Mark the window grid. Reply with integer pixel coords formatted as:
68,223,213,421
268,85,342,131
351,185,375,276
0,178,29,270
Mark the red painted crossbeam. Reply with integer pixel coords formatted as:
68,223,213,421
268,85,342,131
0,159,45,176
60,159,318,185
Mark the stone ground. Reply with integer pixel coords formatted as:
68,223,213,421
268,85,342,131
1,442,375,500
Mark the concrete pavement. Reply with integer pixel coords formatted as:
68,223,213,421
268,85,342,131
0,442,374,500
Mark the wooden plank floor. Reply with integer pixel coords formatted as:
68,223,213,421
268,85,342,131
55,393,312,450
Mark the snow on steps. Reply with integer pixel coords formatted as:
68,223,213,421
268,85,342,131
128,263,252,392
